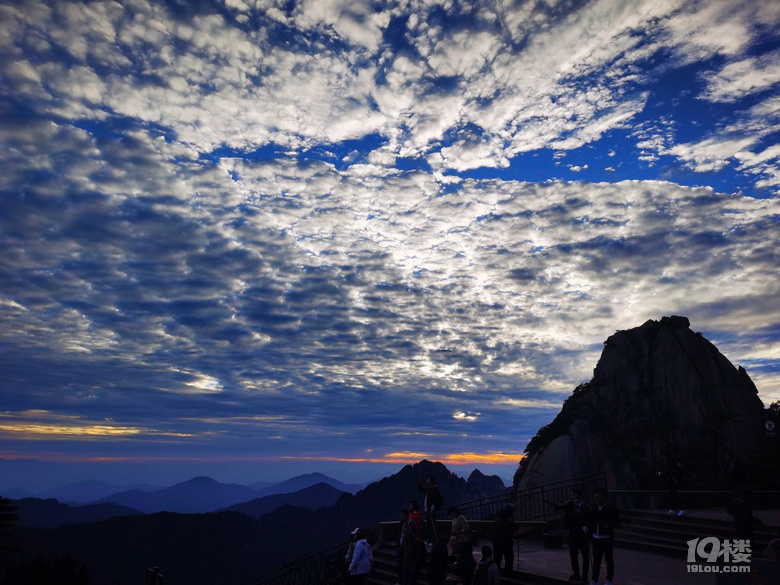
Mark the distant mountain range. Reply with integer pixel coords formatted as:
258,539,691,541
225,482,345,518
13,480,348,529
8,460,507,585
3,470,365,510
12,498,142,529
94,476,262,514
251,472,364,497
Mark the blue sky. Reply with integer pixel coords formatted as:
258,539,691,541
1,0,779,490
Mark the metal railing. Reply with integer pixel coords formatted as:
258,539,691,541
455,471,607,523
241,471,607,585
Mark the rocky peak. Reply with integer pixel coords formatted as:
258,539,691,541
466,469,507,497
514,316,766,491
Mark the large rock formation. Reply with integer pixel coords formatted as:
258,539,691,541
514,316,767,491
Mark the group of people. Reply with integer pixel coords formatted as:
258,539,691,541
392,476,511,585
552,487,621,585
344,477,621,585
395,517,504,585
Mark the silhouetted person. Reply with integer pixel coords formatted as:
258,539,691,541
455,542,475,585
659,451,685,515
725,451,746,495
418,476,444,543
472,545,500,585
589,487,620,585
428,538,449,585
728,487,755,541
401,523,426,585
491,505,517,576
553,489,590,583
398,508,411,585
409,500,423,538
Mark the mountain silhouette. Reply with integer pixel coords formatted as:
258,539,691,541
9,461,506,585
515,315,769,490
48,480,160,504
223,482,345,518
96,476,260,513
252,472,365,496
13,498,141,529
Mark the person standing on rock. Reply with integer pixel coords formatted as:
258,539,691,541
553,489,590,583
589,487,620,585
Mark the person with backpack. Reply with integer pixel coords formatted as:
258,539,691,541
472,545,500,585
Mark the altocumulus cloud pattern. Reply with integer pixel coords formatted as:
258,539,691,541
0,0,779,479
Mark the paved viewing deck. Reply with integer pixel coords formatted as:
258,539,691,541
473,509,780,585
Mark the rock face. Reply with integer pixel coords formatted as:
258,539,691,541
514,316,766,491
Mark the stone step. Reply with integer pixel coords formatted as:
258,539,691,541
620,509,739,530
605,510,778,562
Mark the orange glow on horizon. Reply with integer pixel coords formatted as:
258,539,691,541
0,422,193,439
0,451,525,466
279,451,524,466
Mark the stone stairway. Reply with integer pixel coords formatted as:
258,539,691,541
617,509,778,558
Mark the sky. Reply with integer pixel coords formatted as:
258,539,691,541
1,0,779,491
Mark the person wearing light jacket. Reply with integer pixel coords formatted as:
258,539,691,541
349,528,373,585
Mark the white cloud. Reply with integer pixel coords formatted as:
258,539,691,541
669,137,754,172
2,0,776,178
292,0,393,51
704,53,780,102
1,0,779,465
